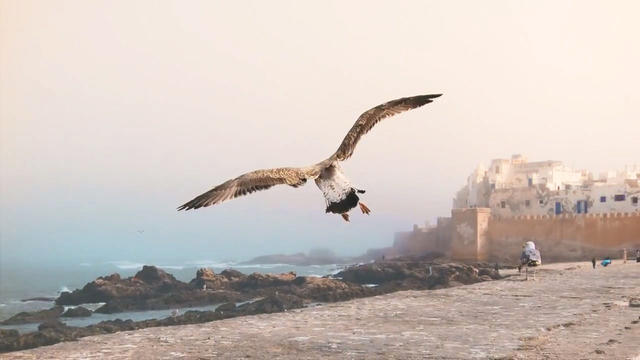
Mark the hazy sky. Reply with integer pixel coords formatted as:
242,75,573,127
1,1,639,265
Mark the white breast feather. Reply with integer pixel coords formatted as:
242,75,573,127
315,165,353,205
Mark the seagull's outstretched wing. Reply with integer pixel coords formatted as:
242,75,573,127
178,167,313,210
332,94,442,161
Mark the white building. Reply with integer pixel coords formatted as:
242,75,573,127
453,155,640,216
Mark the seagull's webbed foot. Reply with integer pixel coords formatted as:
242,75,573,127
341,213,350,222
359,202,371,215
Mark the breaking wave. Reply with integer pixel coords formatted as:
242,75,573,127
156,265,185,270
91,260,344,276
58,286,71,294
106,261,146,270
103,261,188,271
184,260,238,269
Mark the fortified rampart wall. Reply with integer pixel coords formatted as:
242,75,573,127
393,209,640,263
485,212,640,262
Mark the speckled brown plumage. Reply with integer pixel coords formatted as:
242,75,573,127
178,94,441,212
332,94,442,161
177,168,313,210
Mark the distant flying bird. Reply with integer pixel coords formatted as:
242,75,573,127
178,94,442,221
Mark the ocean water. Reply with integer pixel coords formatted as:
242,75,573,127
0,260,344,333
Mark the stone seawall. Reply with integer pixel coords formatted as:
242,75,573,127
393,209,640,263
486,211,640,262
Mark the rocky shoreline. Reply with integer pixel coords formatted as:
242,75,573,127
0,257,502,353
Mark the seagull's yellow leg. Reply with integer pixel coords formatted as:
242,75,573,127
359,202,371,215
341,213,350,222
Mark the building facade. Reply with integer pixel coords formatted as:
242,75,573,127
453,155,640,217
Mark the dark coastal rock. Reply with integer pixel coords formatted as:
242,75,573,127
232,272,296,290
336,261,489,291
134,265,178,285
20,297,56,302
0,329,19,352
56,266,230,313
52,261,493,319
87,319,138,333
215,302,236,313
51,261,495,320
94,302,128,314
0,320,79,353
38,319,68,331
189,268,232,290
56,272,140,305
61,306,92,318
235,294,304,315
188,268,248,290
290,277,369,302
478,267,501,280
154,310,222,326
0,324,70,353
0,296,303,353
425,263,481,288
336,262,414,284
101,273,122,282
160,289,242,307
220,269,246,281
93,289,243,314
196,267,216,280
0,306,64,325
0,329,19,338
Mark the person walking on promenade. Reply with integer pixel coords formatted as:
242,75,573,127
592,257,596,269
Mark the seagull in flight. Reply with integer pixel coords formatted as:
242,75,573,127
178,94,442,222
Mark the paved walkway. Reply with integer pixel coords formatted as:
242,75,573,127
3,262,640,359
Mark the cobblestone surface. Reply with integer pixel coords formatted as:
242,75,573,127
3,262,639,359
